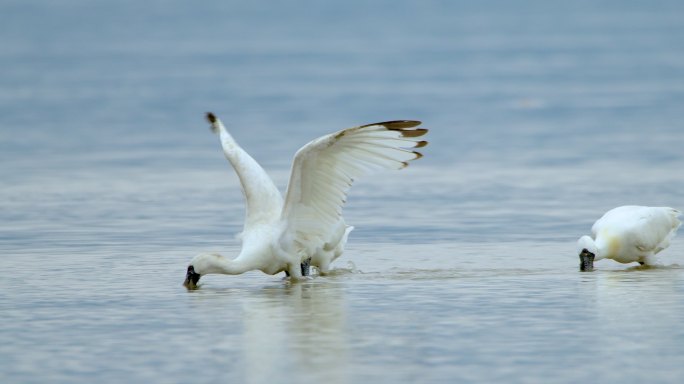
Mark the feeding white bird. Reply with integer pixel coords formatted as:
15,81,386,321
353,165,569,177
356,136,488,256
183,113,428,289
577,205,681,271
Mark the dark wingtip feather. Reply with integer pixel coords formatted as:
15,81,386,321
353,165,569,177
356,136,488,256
414,140,429,148
362,120,422,129
399,151,424,170
359,120,428,138
206,112,219,133
384,120,422,129
398,128,428,138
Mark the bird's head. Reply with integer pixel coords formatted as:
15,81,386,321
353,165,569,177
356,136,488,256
183,253,223,290
183,265,201,290
577,235,597,272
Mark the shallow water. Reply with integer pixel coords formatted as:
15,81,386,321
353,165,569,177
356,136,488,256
2,1,684,383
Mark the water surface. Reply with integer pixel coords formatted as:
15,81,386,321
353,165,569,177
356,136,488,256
2,1,684,383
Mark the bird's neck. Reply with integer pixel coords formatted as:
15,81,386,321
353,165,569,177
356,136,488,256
207,254,256,275
589,245,607,261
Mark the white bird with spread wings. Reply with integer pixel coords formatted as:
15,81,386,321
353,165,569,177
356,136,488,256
184,113,428,289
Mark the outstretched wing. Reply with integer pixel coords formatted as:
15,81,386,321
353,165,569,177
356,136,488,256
280,120,428,251
207,113,283,232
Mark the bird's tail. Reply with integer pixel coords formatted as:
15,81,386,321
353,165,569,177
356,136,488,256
334,225,354,258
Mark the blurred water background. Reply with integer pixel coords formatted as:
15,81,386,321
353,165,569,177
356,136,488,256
1,0,684,383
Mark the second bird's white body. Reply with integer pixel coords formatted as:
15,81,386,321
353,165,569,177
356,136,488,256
578,205,681,266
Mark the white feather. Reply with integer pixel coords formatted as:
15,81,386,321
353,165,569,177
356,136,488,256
281,121,427,249
207,113,283,232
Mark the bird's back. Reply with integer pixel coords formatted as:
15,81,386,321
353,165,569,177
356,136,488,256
593,206,681,261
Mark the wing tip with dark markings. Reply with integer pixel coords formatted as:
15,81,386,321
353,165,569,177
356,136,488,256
206,112,219,133
397,128,428,138
361,120,422,129
359,120,429,139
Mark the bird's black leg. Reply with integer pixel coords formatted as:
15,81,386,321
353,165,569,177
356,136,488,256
284,270,290,277
301,257,312,277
